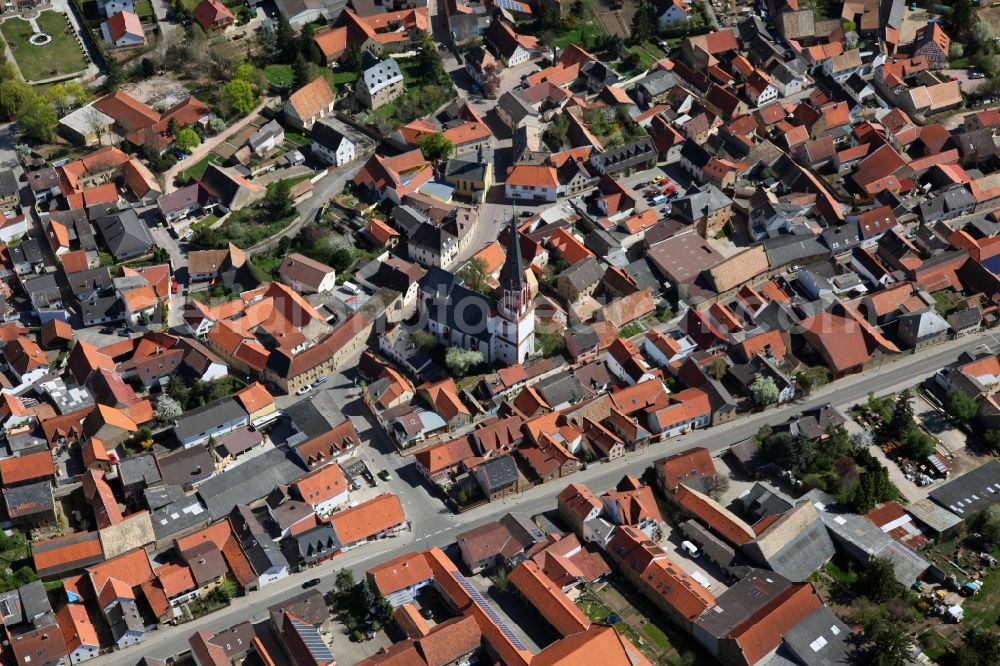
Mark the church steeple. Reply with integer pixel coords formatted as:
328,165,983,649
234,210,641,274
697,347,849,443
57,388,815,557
497,213,531,322
498,214,525,294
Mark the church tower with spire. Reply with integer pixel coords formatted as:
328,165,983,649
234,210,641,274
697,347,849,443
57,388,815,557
491,215,535,365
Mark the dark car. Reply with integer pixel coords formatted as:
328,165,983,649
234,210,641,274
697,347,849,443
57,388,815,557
302,578,322,589
419,607,434,620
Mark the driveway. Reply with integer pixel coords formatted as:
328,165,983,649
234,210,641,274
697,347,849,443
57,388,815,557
941,69,987,95
161,99,272,194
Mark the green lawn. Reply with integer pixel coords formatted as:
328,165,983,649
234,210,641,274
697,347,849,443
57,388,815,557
330,70,358,85
176,153,223,184
551,19,601,50
640,622,672,650
265,64,294,88
0,11,88,82
932,289,961,316
266,174,311,192
133,0,156,22
628,41,667,68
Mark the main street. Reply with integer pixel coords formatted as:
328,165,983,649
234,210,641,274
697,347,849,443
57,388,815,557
97,332,997,665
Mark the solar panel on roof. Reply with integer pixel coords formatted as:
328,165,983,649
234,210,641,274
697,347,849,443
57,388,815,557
453,571,527,650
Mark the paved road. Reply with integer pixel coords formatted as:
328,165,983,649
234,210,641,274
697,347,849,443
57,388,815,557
94,332,998,665
248,161,364,254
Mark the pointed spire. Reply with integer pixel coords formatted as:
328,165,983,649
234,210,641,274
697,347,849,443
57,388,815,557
498,213,525,292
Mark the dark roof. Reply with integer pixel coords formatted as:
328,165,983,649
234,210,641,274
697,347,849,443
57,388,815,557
198,447,306,520
929,459,1000,517
0,169,18,199
4,480,54,518
310,118,349,151
67,267,112,295
172,397,247,444
118,453,160,487
294,523,340,562
230,505,287,575
535,371,588,407
81,295,123,323
150,496,209,540
283,393,344,439
693,568,791,639
156,445,215,486
477,455,519,492
498,215,526,296
94,210,153,260
781,605,851,666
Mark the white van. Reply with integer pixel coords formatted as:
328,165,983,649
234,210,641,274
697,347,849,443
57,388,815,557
681,541,701,558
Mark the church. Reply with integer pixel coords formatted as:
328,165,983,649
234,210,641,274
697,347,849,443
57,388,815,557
418,217,535,366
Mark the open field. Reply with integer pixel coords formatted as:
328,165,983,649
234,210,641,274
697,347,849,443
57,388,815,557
0,11,88,82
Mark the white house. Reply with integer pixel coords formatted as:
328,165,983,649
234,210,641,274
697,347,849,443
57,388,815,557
247,120,284,157
643,330,696,367
311,119,356,167
657,0,691,27
277,253,337,294
504,165,558,202
605,339,656,387
101,11,144,48
97,0,133,16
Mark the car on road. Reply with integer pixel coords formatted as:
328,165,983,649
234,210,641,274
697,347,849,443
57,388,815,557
182,230,194,242
378,470,392,481
302,578,321,589
100,326,114,334
117,328,131,337
419,607,434,620
971,71,987,79
312,376,328,387
296,385,311,396
171,280,179,294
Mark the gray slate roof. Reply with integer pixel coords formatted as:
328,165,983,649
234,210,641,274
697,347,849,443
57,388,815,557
361,58,403,96
198,448,306,520
928,459,1000,517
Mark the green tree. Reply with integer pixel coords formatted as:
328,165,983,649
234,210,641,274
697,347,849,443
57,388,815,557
750,376,780,406
341,44,362,72
852,466,893,513
536,0,562,31
859,557,902,602
901,428,936,459
458,257,489,293
765,432,813,475
167,375,192,409
888,389,914,439
42,81,88,115
415,132,455,161
707,356,728,381
861,615,912,666
222,78,257,117
955,626,1000,666
948,0,975,42
0,61,18,82
335,568,355,593
18,98,57,142
174,127,201,153
970,505,1000,543
620,50,641,72
795,366,830,395
0,79,36,121
412,330,437,352
292,55,314,89
842,19,856,31
103,47,125,87
445,348,483,377
945,390,979,421
630,2,654,45
276,16,298,62
12,566,36,587
265,179,295,218
216,576,239,599
416,32,449,86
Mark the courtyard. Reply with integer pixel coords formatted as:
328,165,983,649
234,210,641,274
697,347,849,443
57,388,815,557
0,10,88,82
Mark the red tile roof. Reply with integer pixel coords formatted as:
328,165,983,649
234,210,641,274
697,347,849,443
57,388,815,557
0,451,55,485
508,560,590,637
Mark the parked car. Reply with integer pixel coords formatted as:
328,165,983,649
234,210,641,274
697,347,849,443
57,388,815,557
171,280,179,294
296,385,311,396
182,230,194,242
378,470,392,481
302,578,321,589
312,376,328,387
117,328,131,337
